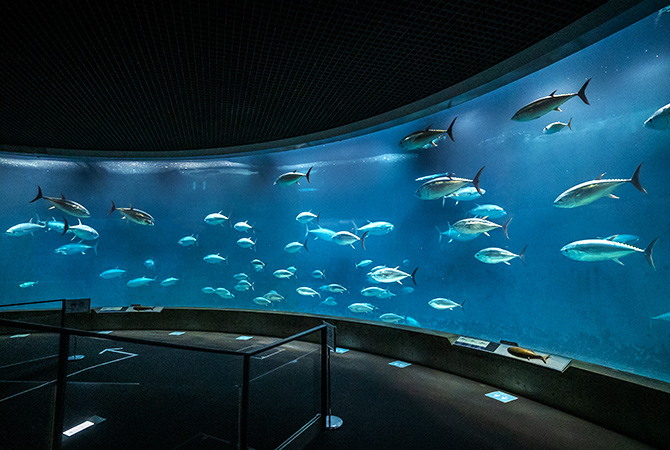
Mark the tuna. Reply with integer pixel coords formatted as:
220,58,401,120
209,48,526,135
30,186,91,218
399,117,457,150
415,167,484,200
560,237,658,269
109,201,155,225
274,167,312,186
475,246,527,265
512,78,590,121
451,217,511,239
553,163,646,208
643,103,670,130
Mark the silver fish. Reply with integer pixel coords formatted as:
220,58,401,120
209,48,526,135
475,246,527,265
274,167,312,186
368,267,417,285
109,201,155,225
160,277,180,286
543,118,572,134
644,103,670,130
30,186,91,218
415,167,484,200
332,231,367,249
355,221,394,236
63,218,99,241
399,117,457,150
512,78,590,121
553,163,646,208
379,313,406,324
560,237,658,269
296,287,320,297
126,276,155,287
55,241,98,256
452,217,511,239
428,298,465,311
6,219,46,236
319,284,348,294
273,269,296,279
100,268,126,279
347,303,377,313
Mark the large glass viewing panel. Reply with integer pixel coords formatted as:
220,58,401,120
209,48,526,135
1,10,669,384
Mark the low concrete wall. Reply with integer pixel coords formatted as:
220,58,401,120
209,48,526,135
2,307,668,448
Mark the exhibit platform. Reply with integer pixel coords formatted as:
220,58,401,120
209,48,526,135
0,308,668,449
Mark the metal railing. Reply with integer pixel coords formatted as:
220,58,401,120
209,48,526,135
0,300,336,450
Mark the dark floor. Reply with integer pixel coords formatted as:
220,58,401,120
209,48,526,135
0,330,658,450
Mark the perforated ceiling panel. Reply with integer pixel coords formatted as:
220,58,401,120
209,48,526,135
0,1,640,156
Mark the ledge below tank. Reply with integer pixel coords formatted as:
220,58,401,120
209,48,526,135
1,307,668,449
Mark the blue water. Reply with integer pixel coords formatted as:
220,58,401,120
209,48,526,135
2,12,670,382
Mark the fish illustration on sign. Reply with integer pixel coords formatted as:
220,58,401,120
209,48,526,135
543,118,572,134
644,103,670,130
274,167,312,186
507,346,549,364
415,167,484,200
109,201,155,225
553,163,646,208
512,78,590,121
399,117,457,150
560,237,658,269
30,186,91,218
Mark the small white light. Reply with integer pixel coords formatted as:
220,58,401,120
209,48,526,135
63,420,95,437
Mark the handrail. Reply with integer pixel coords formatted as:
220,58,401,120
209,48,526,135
0,299,65,308
0,315,332,450
0,317,322,358
244,324,327,356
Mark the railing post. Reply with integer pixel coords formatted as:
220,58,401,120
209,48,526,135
239,354,250,450
51,330,70,450
320,325,328,431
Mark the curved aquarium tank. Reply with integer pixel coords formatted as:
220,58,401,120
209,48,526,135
2,9,669,383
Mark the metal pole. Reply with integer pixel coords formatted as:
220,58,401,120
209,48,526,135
51,302,70,450
320,326,328,431
239,354,250,450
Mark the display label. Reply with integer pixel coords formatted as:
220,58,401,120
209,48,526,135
485,391,517,403
326,323,336,351
454,336,500,352
389,360,411,368
64,298,90,314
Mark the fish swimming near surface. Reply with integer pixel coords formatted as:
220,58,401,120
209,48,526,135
274,167,313,186
553,163,646,208
475,246,527,265
55,241,99,256
63,218,99,241
109,201,155,226
399,117,457,150
512,78,590,121
30,186,91,218
507,346,549,363
368,266,417,285
6,219,46,237
415,167,485,200
100,268,126,279
428,298,465,311
126,276,155,287
452,217,511,239
643,103,670,130
543,118,572,134
560,237,658,269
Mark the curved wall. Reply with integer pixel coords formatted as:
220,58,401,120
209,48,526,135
1,8,670,385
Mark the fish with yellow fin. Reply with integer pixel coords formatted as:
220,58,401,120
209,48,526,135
507,346,549,364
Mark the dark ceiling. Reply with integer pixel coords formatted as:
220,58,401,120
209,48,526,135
0,1,656,157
